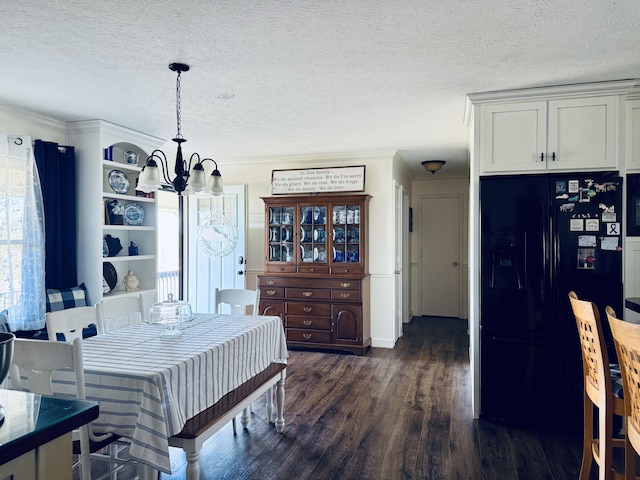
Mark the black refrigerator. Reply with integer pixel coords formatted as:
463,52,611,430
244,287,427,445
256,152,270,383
480,172,623,432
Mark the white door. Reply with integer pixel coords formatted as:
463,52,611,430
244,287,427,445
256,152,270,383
186,185,246,313
420,195,460,317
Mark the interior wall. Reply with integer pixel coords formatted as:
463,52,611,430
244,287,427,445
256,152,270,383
0,105,66,144
410,175,470,320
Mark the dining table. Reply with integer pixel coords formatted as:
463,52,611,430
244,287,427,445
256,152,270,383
51,313,288,475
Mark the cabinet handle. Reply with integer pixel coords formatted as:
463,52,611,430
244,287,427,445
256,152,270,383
303,320,312,326
540,153,544,162
341,282,351,288
340,293,351,298
303,307,312,312
267,280,276,285
303,291,313,297
267,290,276,296
552,152,556,161
303,333,312,340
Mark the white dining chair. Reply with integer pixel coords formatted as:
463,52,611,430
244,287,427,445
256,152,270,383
214,288,260,316
45,305,99,342
9,337,132,480
214,288,262,433
96,294,144,334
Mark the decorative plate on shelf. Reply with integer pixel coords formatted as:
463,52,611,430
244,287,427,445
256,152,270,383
123,202,145,226
108,169,130,194
103,262,117,292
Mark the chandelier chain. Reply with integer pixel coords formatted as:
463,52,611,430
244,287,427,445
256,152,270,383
175,70,183,140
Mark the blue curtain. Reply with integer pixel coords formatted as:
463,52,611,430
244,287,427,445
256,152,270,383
34,140,78,289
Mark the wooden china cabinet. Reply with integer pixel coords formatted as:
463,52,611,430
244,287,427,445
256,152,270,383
257,194,371,355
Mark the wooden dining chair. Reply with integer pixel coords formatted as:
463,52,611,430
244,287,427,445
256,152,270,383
96,294,144,334
9,337,132,480
45,305,99,342
569,291,627,480
214,288,262,433
606,306,640,479
214,288,260,315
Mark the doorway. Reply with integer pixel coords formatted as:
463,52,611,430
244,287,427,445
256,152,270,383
186,185,247,313
420,195,461,317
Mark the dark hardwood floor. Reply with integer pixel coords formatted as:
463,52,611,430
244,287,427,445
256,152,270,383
90,316,596,479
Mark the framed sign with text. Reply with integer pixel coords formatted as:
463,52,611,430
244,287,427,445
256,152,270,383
271,165,366,195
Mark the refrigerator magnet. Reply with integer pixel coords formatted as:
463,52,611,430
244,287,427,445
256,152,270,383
607,223,621,235
602,212,616,222
585,219,599,231
555,181,567,194
578,235,597,247
601,237,619,251
577,248,596,270
568,180,580,193
570,219,584,231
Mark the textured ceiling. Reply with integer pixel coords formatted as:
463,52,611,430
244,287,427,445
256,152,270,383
1,0,640,177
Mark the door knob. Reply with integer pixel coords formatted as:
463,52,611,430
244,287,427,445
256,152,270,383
452,262,458,267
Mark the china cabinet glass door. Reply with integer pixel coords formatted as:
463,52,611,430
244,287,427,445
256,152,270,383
331,203,362,265
268,206,295,263
299,204,328,264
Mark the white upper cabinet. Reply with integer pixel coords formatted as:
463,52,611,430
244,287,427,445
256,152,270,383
480,96,617,173
481,101,547,172
626,99,640,171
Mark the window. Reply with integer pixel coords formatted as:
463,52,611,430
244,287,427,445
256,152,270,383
0,134,45,331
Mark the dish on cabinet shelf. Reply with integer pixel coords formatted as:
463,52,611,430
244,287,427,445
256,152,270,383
123,202,145,226
103,262,117,293
107,169,130,194
103,238,109,257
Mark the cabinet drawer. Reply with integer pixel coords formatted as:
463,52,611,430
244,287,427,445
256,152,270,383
331,289,360,301
286,303,331,316
323,279,362,290
287,316,331,330
259,277,287,288
287,328,332,344
298,265,330,274
330,266,364,275
261,287,284,298
286,288,331,300
266,265,297,274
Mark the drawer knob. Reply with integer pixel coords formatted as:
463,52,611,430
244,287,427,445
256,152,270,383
303,320,312,326
303,291,313,297
267,280,276,285
341,282,351,288
303,307,312,313
303,333,312,340
267,290,276,296
340,293,351,298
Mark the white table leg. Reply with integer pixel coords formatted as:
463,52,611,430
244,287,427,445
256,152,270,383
241,407,250,429
275,376,285,433
185,450,200,480
266,385,274,422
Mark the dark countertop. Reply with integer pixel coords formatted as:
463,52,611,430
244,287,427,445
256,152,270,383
0,389,99,465
626,297,640,314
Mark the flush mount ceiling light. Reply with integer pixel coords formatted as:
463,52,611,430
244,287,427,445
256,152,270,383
421,160,446,175
137,63,223,196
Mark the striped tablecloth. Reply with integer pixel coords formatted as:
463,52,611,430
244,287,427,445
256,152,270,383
54,314,288,474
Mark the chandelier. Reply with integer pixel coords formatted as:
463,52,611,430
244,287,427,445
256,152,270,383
137,63,223,196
